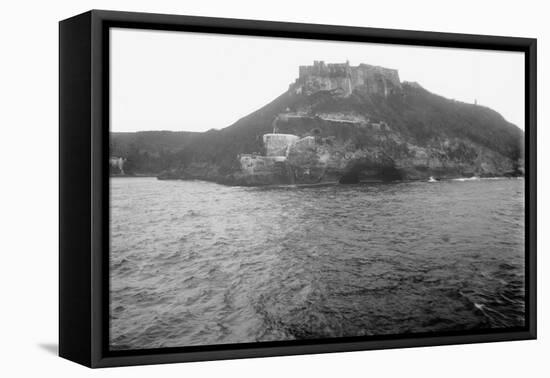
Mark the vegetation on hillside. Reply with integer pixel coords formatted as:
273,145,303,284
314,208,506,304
110,83,524,177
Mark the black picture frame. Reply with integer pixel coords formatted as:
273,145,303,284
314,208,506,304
59,9,537,368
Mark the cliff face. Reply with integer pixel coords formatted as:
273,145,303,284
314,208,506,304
114,61,524,185
231,103,521,185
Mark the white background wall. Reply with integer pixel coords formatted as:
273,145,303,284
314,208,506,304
0,0,547,376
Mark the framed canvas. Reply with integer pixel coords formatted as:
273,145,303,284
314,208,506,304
59,10,537,368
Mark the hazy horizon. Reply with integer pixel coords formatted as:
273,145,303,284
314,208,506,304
110,28,525,133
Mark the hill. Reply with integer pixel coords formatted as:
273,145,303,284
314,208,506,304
110,61,524,185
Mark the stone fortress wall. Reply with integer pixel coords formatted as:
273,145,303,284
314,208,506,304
109,156,125,174
239,133,316,177
263,134,300,156
292,60,402,97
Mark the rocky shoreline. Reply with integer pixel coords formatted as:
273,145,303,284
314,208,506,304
155,127,523,186
155,174,523,187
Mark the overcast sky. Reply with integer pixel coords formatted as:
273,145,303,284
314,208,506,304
110,28,525,133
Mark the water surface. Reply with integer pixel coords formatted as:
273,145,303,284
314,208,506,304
110,177,525,350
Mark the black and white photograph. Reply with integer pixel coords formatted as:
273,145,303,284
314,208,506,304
108,28,526,351
2,0,548,374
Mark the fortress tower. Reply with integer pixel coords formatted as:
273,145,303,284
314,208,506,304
292,61,402,97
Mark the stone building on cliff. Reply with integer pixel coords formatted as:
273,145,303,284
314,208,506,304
237,61,405,184
291,60,402,97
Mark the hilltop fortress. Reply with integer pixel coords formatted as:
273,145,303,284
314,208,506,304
149,60,522,185
290,60,402,97
237,61,405,185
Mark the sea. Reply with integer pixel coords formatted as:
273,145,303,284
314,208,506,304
109,177,525,350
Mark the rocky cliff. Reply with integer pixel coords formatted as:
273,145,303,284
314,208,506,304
113,61,524,185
